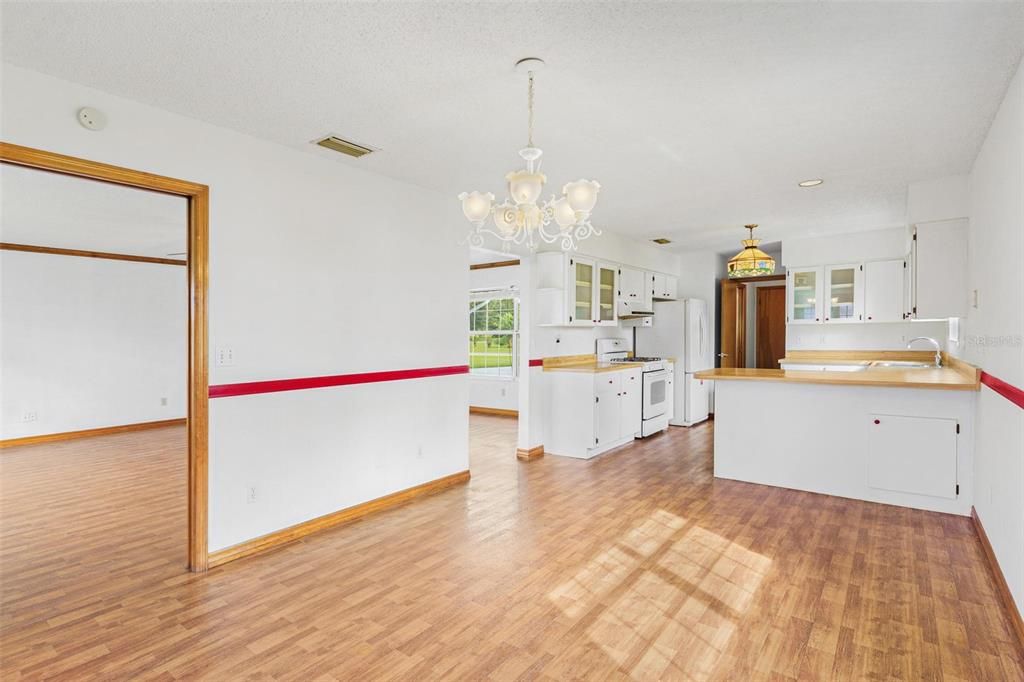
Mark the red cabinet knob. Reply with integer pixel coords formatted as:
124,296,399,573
873,419,880,425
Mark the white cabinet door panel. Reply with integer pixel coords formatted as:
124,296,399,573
868,414,958,499
864,259,905,323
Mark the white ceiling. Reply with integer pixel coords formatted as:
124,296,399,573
0,164,187,257
2,2,1021,252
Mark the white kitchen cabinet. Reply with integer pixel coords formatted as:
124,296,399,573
568,256,596,326
535,253,617,327
863,259,906,323
652,273,678,300
619,267,645,304
595,262,618,326
786,267,823,324
594,374,621,447
868,414,959,499
912,219,968,319
620,370,642,438
546,367,641,458
823,264,863,323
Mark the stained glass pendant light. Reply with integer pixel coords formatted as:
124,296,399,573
727,224,775,278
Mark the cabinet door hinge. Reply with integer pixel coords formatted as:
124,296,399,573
955,484,960,495
859,265,863,271
912,306,917,314
595,396,599,403
956,423,960,434
912,232,917,241
903,261,907,268
595,437,599,445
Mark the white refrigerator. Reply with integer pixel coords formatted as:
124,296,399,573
636,298,713,426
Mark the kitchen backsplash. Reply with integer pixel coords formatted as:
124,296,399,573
786,320,949,351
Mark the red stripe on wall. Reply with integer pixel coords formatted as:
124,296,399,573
981,371,1024,410
209,365,469,398
528,359,543,367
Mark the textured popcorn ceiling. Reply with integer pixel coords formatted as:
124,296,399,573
2,2,1021,251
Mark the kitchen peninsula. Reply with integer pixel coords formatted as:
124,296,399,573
696,351,981,516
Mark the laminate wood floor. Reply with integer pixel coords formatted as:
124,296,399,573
2,417,1022,680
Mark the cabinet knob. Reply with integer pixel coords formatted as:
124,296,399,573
868,316,872,320
816,317,820,321
873,419,880,425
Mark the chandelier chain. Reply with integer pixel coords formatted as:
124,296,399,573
527,70,535,148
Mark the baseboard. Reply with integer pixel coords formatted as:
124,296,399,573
208,470,471,568
972,506,1024,652
469,406,518,417
516,445,544,461
1,418,187,449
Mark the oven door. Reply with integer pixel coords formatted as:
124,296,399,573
642,369,669,420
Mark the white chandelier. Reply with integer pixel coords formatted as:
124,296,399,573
459,58,601,252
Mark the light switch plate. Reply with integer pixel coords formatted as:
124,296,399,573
216,346,235,366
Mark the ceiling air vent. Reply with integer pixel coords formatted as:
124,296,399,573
314,135,375,158
651,238,672,245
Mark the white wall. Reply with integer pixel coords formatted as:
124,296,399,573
965,59,1024,616
469,264,520,411
907,175,970,225
782,226,909,267
0,252,187,438
0,64,469,552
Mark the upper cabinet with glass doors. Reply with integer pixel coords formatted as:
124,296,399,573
787,267,823,324
824,264,863,323
566,256,617,326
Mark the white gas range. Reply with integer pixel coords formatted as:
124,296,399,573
596,339,673,438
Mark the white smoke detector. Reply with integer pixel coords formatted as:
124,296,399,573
77,107,107,131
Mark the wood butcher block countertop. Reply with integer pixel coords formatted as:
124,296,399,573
542,353,645,373
695,351,981,391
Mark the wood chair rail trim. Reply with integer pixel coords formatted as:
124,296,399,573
1,419,186,449
972,506,1024,653
1,141,210,572
0,242,187,266
469,259,520,271
208,470,471,568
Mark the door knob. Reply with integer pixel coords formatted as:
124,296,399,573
717,353,729,358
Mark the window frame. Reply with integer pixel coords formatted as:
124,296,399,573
468,291,520,381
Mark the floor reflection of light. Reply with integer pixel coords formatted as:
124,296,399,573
548,510,772,680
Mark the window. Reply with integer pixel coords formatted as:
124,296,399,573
469,291,519,379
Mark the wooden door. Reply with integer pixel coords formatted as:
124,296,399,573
756,285,787,369
719,279,746,368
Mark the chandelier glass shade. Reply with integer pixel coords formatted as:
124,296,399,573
727,224,776,278
460,60,600,252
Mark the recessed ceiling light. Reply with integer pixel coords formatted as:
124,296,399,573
651,238,672,245
799,179,824,187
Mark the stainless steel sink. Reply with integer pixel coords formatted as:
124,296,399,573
870,361,935,369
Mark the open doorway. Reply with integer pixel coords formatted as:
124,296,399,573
719,275,787,368
468,248,521,417
0,143,209,572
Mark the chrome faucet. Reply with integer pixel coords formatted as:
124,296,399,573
907,337,942,367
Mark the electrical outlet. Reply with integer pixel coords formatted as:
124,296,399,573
972,289,979,309
500,387,506,397
246,486,257,504
216,346,235,366
21,410,37,423
417,445,424,459
160,397,168,407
